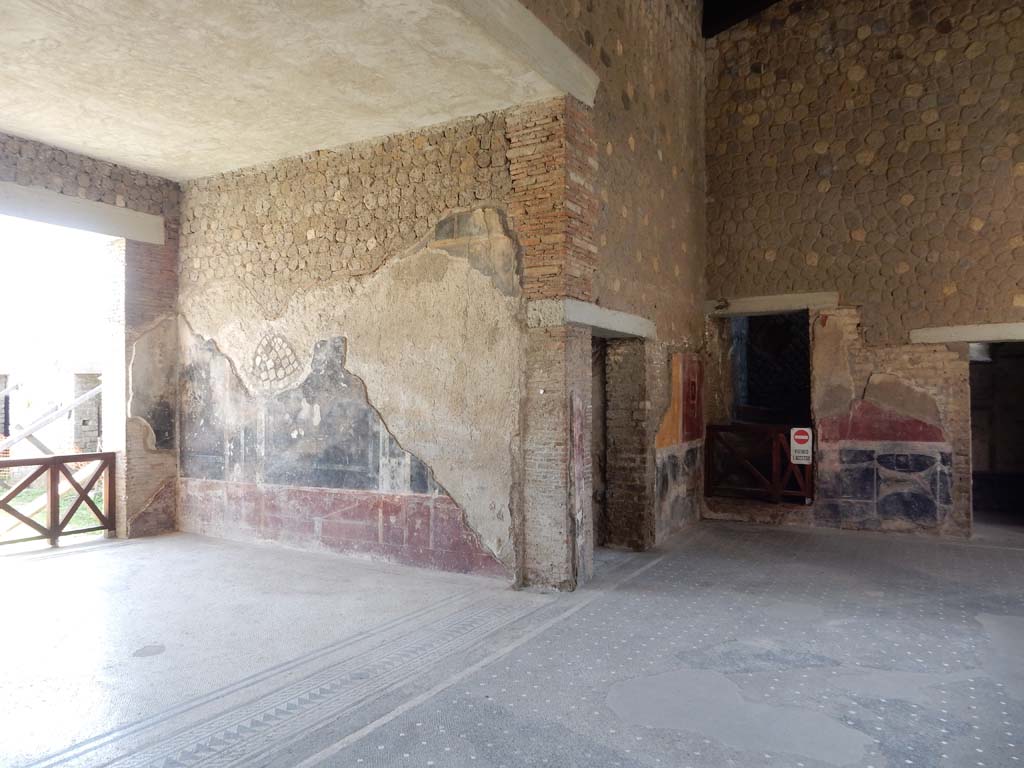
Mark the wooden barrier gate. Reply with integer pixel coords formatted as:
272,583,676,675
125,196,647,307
0,452,116,546
704,424,814,504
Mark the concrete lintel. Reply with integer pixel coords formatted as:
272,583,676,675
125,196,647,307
910,322,1024,344
527,298,655,339
447,0,600,107
0,182,165,244
705,291,840,317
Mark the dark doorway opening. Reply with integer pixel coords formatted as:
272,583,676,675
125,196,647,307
590,336,652,552
970,342,1024,534
705,310,814,504
730,311,812,425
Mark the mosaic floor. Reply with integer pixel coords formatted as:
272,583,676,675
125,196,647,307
4,522,1022,768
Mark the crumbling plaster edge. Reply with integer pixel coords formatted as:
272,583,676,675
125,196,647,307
176,317,514,574
177,198,516,342
126,314,179,453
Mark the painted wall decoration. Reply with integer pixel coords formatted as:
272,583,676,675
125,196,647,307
654,351,704,538
656,352,704,448
178,331,503,575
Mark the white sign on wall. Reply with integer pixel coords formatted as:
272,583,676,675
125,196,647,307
790,427,813,465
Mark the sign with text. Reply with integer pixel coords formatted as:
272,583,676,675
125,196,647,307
790,427,813,465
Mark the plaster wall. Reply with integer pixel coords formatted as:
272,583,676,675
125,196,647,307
177,112,530,573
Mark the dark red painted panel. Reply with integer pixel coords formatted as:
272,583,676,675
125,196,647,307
819,400,945,443
682,352,705,442
178,479,507,578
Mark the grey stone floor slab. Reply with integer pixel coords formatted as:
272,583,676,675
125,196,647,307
4,523,1023,768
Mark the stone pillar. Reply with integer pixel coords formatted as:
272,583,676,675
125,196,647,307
509,96,598,588
73,373,102,453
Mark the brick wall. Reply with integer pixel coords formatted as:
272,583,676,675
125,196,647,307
837,311,971,534
506,96,597,301
604,338,655,549
523,325,593,587
566,325,593,582
706,0,1024,344
517,0,707,571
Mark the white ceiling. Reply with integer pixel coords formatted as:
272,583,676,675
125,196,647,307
0,0,579,181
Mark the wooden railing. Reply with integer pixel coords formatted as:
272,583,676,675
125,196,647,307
704,424,814,504
0,452,116,546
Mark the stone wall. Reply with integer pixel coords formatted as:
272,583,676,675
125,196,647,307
179,112,512,319
180,95,614,585
522,0,707,343
706,0,1024,344
0,132,180,537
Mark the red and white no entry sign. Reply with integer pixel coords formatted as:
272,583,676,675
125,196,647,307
790,427,813,465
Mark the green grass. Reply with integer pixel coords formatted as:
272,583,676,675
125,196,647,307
1,479,106,543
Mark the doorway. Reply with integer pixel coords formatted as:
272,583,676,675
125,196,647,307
705,310,814,504
730,311,812,425
590,336,653,552
970,342,1024,539
0,214,124,548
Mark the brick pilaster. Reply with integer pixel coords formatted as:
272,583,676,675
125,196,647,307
507,96,597,302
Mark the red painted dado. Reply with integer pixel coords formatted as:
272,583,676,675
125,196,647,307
818,400,945,443
178,479,507,578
